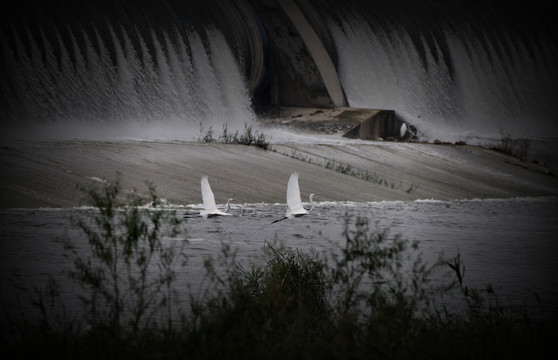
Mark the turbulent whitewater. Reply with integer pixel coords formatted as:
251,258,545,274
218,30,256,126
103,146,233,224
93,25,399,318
329,16,558,144
0,16,255,140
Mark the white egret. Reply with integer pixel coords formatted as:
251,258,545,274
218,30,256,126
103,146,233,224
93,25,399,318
200,176,236,218
272,172,318,224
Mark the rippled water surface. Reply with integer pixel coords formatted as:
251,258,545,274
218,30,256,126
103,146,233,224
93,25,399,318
2,197,557,325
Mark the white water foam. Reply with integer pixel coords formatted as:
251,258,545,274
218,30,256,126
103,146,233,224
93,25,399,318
0,23,255,141
329,15,558,144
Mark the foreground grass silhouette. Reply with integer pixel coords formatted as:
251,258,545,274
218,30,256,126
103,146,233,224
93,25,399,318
2,180,557,359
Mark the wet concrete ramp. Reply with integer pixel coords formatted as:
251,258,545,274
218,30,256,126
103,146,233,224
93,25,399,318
1,141,557,209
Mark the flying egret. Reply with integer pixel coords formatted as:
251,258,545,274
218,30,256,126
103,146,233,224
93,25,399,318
200,176,236,218
272,172,318,224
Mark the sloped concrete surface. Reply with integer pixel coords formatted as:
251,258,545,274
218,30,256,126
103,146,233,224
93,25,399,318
1,139,557,209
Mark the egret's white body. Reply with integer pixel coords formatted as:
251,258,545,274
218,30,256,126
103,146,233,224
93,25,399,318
200,176,234,218
273,172,317,223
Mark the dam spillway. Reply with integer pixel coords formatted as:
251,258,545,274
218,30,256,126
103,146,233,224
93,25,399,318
1,0,557,143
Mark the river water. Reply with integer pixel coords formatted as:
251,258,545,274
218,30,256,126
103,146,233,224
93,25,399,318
1,196,557,328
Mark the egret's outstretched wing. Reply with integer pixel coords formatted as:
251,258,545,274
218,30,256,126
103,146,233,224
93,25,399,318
272,172,313,224
201,176,217,212
287,172,304,213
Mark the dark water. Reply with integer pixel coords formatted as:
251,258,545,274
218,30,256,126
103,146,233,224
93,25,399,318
1,197,557,328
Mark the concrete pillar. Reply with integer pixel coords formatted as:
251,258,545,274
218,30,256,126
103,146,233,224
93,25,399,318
277,0,347,107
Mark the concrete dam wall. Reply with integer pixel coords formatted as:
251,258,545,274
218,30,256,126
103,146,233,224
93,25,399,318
1,0,557,141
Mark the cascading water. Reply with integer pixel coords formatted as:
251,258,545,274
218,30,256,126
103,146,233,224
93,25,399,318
330,19,460,137
2,0,557,149
325,4,558,146
0,2,256,141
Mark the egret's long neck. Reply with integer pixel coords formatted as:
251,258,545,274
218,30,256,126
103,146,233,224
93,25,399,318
308,194,316,212
225,198,232,213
